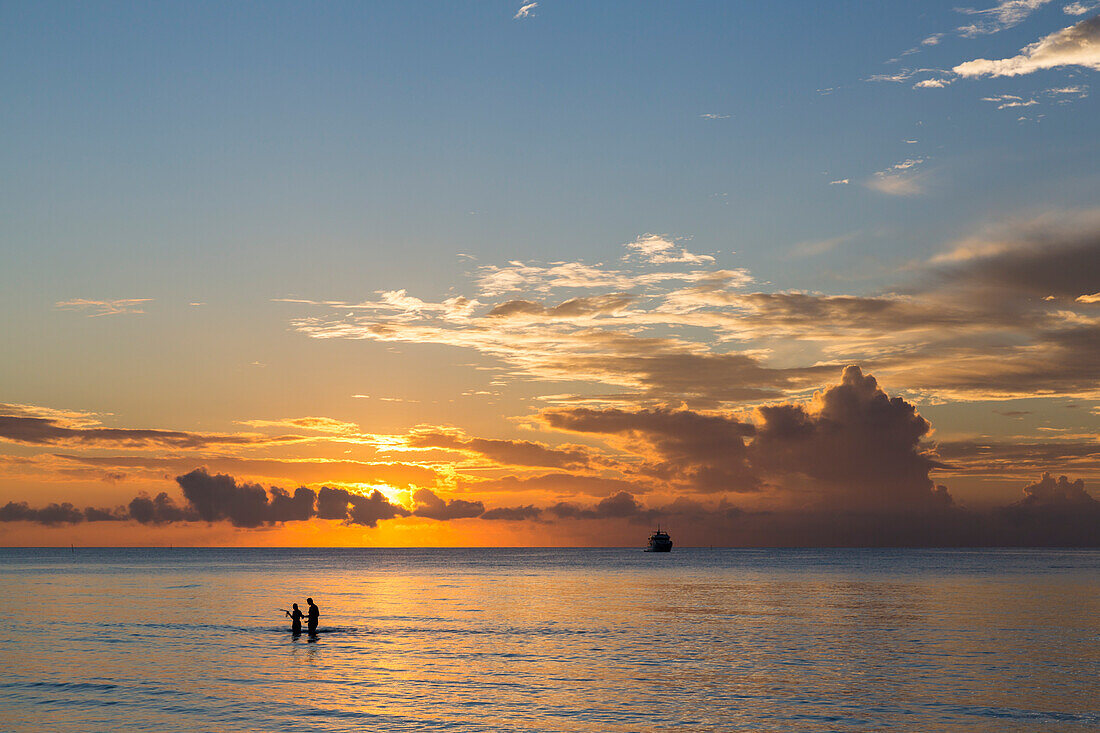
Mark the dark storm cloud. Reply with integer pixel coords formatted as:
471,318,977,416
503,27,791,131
407,429,595,469
0,416,300,449
412,488,485,520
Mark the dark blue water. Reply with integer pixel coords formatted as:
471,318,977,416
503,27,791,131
1,548,1098,731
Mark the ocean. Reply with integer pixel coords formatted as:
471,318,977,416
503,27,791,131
1,548,1097,732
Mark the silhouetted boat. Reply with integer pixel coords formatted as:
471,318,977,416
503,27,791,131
645,526,672,552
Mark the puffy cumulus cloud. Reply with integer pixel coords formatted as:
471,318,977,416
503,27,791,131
128,492,196,524
752,366,951,510
405,427,596,469
411,488,485,520
1017,472,1097,506
315,486,410,526
993,473,1100,544
54,298,151,317
0,415,305,450
542,366,953,511
177,469,292,528
954,15,1100,76
543,406,757,492
956,0,1054,37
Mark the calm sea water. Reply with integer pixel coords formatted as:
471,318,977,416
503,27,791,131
1,548,1098,732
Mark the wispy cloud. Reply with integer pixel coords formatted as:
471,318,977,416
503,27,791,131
54,298,151,317
1064,1,1099,15
955,0,1055,37
699,113,730,119
867,159,926,195
622,234,715,265
514,2,537,20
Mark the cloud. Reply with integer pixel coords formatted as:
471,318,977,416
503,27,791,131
514,2,537,20
982,94,1039,108
699,113,731,119
316,485,410,526
406,427,596,469
479,505,543,521
0,415,303,449
411,488,485,520
1063,1,1099,14
56,454,442,488
751,366,950,510
177,468,288,528
930,210,1100,299
956,0,1055,37
128,492,196,524
0,501,113,525
923,33,946,45
542,406,758,492
914,78,952,88
829,178,850,185
548,491,653,521
487,293,635,320
867,159,926,196
623,234,715,265
954,15,1100,76
54,298,152,317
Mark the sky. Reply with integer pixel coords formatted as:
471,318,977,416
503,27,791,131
2,0,1099,546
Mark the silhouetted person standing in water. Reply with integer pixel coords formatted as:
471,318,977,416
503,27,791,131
285,603,305,633
306,597,319,634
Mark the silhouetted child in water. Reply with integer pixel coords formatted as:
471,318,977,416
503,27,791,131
285,603,305,633
306,597,320,634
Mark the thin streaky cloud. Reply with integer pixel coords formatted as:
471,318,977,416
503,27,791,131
514,2,537,20
955,0,1055,37
54,298,152,317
